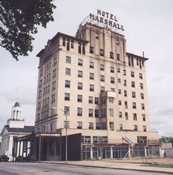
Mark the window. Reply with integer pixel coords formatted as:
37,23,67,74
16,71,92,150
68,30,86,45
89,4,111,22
124,101,128,109
77,121,82,129
124,80,127,86
100,64,104,71
90,61,94,68
118,100,122,106
95,109,99,118
90,46,94,54
117,53,120,61
109,97,114,103
109,122,114,131
78,59,83,66
88,96,93,104
132,102,136,109
141,93,144,99
65,80,70,88
89,122,94,130
111,88,115,92
132,92,136,98
139,73,143,79
143,125,147,132
118,89,121,95
100,75,105,82
131,81,135,88
110,77,115,84
71,40,74,48
52,69,56,78
133,113,137,121
119,112,122,118
78,70,83,78
123,69,126,76
52,81,56,91
109,108,114,117
120,124,123,131
124,90,127,97
101,86,105,91
110,52,114,59
64,93,70,101
77,95,82,102
134,125,138,131
90,84,94,91
110,66,114,73
117,67,120,73
77,107,82,116
78,82,83,90
63,37,66,46
65,68,71,75
64,106,70,116
140,83,144,90
125,112,128,120
131,71,135,77
89,109,94,117
142,114,146,121
100,49,104,56
90,73,94,80
118,78,121,83
51,94,56,104
66,56,71,63
141,103,145,110
95,97,99,104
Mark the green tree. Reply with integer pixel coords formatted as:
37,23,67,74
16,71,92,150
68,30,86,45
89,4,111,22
0,0,56,60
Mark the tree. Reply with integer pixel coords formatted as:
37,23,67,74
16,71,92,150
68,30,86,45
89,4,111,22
0,0,56,60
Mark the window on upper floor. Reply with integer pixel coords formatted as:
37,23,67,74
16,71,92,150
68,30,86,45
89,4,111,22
65,80,70,88
90,61,94,68
100,75,105,82
78,70,83,78
133,113,137,121
77,107,82,116
77,95,82,103
90,84,94,91
78,58,83,66
132,91,136,98
100,64,105,71
88,96,93,104
64,93,70,101
131,81,135,88
139,73,143,79
78,82,83,90
131,71,135,77
65,68,71,76
89,122,94,130
66,56,71,64
90,73,94,80
89,109,94,117
77,121,82,129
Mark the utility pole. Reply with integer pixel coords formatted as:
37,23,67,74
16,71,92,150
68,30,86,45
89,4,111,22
64,110,68,161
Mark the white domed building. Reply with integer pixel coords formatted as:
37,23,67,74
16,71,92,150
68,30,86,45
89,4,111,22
0,102,34,161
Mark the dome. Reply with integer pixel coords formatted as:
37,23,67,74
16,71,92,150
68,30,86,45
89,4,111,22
14,102,20,107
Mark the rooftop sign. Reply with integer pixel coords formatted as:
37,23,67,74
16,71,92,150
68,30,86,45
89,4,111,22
89,9,125,32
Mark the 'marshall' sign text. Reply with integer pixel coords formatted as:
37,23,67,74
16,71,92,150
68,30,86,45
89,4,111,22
89,9,124,32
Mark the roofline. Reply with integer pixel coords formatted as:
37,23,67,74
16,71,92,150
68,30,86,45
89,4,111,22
36,32,88,57
126,52,149,60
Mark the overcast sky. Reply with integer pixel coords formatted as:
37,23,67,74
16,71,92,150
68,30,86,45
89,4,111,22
0,0,173,136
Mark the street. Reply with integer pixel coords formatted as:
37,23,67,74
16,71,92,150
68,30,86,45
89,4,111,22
0,162,169,175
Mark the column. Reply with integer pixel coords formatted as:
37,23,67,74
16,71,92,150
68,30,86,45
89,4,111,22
90,146,93,160
110,147,113,159
128,146,131,158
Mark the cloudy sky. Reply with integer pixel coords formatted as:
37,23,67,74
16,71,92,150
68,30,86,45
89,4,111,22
0,0,173,136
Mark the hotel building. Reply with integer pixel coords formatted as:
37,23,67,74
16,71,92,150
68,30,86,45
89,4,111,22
14,10,160,161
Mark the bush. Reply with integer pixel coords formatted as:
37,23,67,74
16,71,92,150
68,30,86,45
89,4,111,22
0,155,9,162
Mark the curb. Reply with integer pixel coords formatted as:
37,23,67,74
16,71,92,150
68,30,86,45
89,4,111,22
41,161,173,175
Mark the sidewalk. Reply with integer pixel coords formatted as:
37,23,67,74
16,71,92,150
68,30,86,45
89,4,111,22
42,159,173,174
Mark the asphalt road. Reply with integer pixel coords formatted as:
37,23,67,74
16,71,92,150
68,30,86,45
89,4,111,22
0,162,169,175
